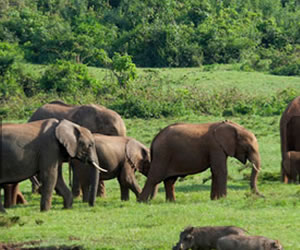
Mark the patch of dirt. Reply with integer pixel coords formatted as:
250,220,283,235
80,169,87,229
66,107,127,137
0,241,83,250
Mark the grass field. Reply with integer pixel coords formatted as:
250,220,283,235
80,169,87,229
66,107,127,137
1,67,300,249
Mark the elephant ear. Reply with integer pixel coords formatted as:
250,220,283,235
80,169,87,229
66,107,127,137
125,139,146,170
55,119,79,158
214,122,237,157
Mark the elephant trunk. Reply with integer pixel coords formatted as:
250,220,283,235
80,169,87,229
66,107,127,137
88,164,99,207
88,148,100,207
249,152,262,196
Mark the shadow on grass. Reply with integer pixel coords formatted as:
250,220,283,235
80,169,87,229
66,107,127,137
157,184,247,193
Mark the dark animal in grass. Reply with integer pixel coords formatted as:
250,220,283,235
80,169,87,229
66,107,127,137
172,226,247,250
216,235,283,250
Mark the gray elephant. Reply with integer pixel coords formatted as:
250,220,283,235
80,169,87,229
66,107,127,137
28,100,126,197
0,119,103,212
173,226,247,250
71,134,150,201
139,121,261,202
283,151,300,183
216,235,283,250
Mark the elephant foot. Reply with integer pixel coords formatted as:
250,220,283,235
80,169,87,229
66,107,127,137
63,196,73,209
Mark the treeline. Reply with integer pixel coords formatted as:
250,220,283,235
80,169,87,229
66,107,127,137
1,0,300,72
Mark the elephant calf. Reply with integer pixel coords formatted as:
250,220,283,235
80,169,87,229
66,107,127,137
71,134,150,201
216,235,283,250
172,226,247,250
283,151,300,183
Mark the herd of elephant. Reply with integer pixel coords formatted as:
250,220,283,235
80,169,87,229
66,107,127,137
1,96,300,213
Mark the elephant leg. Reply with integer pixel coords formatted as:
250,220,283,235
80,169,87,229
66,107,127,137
14,184,27,205
40,164,58,211
119,184,130,201
281,161,290,184
210,156,228,200
4,184,13,208
118,165,141,201
150,184,159,200
55,163,73,209
71,161,81,198
0,189,6,213
97,180,106,198
164,177,177,202
82,185,89,203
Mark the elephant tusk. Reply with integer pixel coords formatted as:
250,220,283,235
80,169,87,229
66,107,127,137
252,163,260,173
92,162,108,172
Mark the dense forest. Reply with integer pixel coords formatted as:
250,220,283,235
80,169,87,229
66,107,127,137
1,0,300,68
1,0,300,119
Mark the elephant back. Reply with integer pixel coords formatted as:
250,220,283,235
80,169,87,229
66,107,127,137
69,104,126,136
28,101,74,122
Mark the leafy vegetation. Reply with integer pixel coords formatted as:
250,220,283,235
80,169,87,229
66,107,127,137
1,65,300,120
1,0,300,74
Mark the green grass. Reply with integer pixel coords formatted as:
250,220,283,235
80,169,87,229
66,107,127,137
1,66,300,249
1,115,300,249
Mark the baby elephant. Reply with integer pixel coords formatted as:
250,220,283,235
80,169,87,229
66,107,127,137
71,134,150,201
173,226,247,250
216,235,283,250
283,151,300,183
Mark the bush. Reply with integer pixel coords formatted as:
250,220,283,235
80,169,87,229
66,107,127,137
40,60,101,95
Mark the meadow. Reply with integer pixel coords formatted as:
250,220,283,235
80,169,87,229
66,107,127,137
1,67,300,249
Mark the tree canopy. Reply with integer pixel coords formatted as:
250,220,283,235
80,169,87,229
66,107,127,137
1,0,300,70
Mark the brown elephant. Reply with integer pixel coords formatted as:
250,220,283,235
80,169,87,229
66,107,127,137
28,100,126,197
139,120,261,202
71,134,150,201
0,119,102,212
0,184,27,208
280,96,300,183
283,151,300,183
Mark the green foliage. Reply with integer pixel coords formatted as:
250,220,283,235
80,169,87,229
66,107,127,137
110,53,137,88
40,60,100,95
1,0,300,73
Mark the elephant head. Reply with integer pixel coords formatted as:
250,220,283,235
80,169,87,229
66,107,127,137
125,139,151,176
214,121,261,195
55,119,105,206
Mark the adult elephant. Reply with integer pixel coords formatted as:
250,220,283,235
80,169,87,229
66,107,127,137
280,96,300,183
139,121,261,202
28,100,126,197
71,135,150,201
0,119,103,212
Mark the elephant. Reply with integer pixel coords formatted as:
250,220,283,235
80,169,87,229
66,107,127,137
216,235,283,250
28,100,126,197
0,184,27,208
0,119,103,212
173,226,247,250
71,134,150,201
139,120,261,202
283,151,300,183
280,96,300,183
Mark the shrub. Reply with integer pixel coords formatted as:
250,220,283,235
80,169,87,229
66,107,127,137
40,60,101,95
